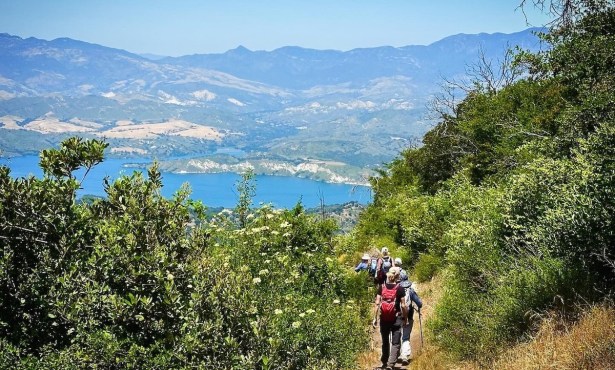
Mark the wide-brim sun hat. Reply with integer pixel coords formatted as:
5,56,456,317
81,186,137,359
395,257,402,266
362,253,370,260
381,247,389,255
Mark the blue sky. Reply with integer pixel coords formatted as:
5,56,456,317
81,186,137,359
0,0,552,56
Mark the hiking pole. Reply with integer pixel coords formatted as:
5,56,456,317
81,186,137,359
418,308,424,347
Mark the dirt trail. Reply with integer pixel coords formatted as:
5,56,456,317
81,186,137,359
359,280,438,370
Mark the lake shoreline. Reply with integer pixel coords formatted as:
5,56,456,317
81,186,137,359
1,155,373,209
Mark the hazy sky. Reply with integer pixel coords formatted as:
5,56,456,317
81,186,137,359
0,0,552,56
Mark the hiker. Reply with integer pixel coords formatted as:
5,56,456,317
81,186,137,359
374,247,395,285
394,258,423,364
355,253,371,272
372,267,407,370
367,252,380,278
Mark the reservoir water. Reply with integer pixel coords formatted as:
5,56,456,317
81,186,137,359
1,156,372,209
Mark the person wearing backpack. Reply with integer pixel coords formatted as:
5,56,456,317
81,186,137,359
394,258,423,364
374,247,395,285
372,267,407,370
368,253,379,278
355,253,371,272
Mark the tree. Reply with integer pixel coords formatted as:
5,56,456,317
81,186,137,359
235,169,256,228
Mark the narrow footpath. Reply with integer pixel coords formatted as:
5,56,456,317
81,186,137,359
358,279,437,370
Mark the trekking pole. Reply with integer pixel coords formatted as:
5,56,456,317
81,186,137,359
418,308,424,347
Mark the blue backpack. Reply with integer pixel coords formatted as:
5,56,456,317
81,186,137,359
368,257,379,275
381,256,393,274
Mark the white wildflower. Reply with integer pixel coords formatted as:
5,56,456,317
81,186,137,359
252,277,261,284
274,309,283,315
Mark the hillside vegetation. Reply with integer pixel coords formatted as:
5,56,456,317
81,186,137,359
347,0,615,365
0,138,373,369
2,1,614,369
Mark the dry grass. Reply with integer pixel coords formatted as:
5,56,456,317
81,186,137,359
483,305,615,370
100,119,223,140
410,305,615,370
0,115,24,129
24,117,97,133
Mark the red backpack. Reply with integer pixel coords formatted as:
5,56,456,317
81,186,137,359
380,283,398,323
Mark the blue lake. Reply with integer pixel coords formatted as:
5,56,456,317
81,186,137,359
1,156,372,209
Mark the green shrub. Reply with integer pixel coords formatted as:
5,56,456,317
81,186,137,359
351,3,615,363
0,138,372,369
412,253,443,282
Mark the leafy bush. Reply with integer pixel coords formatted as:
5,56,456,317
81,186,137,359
0,138,371,369
351,3,615,362
412,253,443,283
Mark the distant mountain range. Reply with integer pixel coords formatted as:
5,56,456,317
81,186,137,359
0,29,546,183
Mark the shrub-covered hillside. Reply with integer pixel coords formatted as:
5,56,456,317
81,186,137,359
350,0,615,362
0,138,372,369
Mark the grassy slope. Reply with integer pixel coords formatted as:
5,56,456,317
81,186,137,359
408,289,615,370
352,270,615,369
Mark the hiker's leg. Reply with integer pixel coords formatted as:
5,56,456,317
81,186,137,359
400,320,412,360
402,320,412,341
386,318,403,367
400,340,410,362
379,323,391,367
406,319,414,358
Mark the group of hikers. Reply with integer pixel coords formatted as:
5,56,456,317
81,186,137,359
355,247,423,370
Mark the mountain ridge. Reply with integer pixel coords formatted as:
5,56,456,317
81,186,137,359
0,28,546,183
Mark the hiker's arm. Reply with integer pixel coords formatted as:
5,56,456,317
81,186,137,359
411,290,423,309
372,294,381,326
